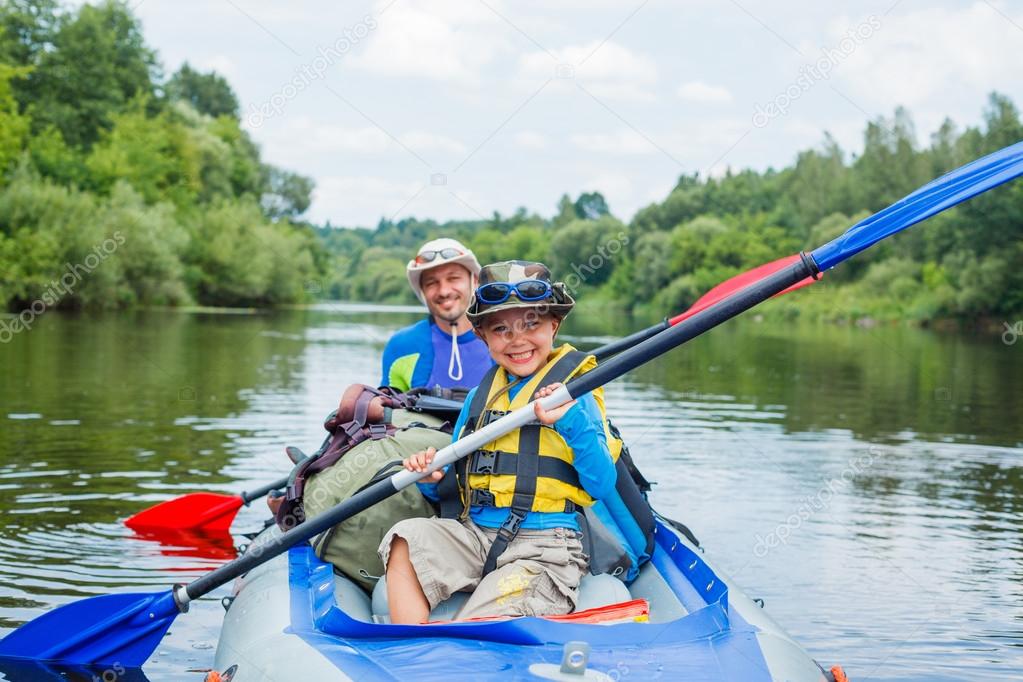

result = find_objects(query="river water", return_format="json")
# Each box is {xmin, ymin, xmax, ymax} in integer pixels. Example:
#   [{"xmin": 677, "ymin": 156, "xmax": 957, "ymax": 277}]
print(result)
[{"xmin": 0, "ymin": 305, "xmax": 1021, "ymax": 681}]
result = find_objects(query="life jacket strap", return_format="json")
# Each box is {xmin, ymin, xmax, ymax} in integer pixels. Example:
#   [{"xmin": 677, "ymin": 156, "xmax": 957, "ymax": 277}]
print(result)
[
  {"xmin": 480, "ymin": 423, "xmax": 541, "ymax": 576},
  {"xmin": 468, "ymin": 449, "xmax": 581, "ymax": 489},
  {"xmin": 468, "ymin": 487, "xmax": 578, "ymax": 513}
]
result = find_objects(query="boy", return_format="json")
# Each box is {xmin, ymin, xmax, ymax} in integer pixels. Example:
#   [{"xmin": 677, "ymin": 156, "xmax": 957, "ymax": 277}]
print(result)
[{"xmin": 379, "ymin": 261, "xmax": 617, "ymax": 623}]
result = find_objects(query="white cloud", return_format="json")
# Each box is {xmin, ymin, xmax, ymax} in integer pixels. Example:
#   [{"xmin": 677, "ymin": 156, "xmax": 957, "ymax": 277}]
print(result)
[
  {"xmin": 569, "ymin": 118, "xmax": 755, "ymax": 167},
  {"xmin": 311, "ymin": 125, "xmax": 392, "ymax": 154},
  {"xmin": 129, "ymin": 0, "xmax": 1023, "ymax": 229},
  {"xmin": 580, "ymin": 171, "xmax": 633, "ymax": 211},
  {"xmin": 399, "ymin": 131, "xmax": 467, "ymax": 155},
  {"xmin": 831, "ymin": 4, "xmax": 1023, "ymax": 117},
  {"xmin": 518, "ymin": 41, "xmax": 658, "ymax": 100},
  {"xmin": 309, "ymin": 176, "xmax": 495, "ymax": 226},
  {"xmin": 262, "ymin": 119, "xmax": 465, "ymax": 157},
  {"xmin": 195, "ymin": 54, "xmax": 239, "ymax": 81},
  {"xmin": 570, "ymin": 129, "xmax": 657, "ymax": 155},
  {"xmin": 310, "ymin": 176, "xmax": 423, "ymax": 227},
  {"xmin": 677, "ymin": 81, "xmax": 733, "ymax": 103},
  {"xmin": 513, "ymin": 131, "xmax": 548, "ymax": 150},
  {"xmin": 348, "ymin": 0, "xmax": 508, "ymax": 82}
]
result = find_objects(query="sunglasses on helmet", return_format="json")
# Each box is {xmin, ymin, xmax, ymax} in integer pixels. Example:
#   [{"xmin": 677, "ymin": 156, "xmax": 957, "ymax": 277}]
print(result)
[{"xmin": 475, "ymin": 279, "xmax": 553, "ymax": 305}]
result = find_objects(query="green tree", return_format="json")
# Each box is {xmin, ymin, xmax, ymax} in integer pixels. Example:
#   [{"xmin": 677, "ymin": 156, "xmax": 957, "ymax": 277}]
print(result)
[
  {"xmin": 573, "ymin": 191, "xmax": 609, "ymax": 220},
  {"xmin": 98, "ymin": 182, "xmax": 190, "ymax": 305},
  {"xmin": 262, "ymin": 166, "xmax": 314, "ymax": 218},
  {"xmin": 981, "ymin": 92, "xmax": 1023, "ymax": 153},
  {"xmin": 207, "ymin": 115, "xmax": 265, "ymax": 199},
  {"xmin": 86, "ymin": 99, "xmax": 201, "ymax": 205},
  {"xmin": 0, "ymin": 63, "xmax": 30, "ymax": 172},
  {"xmin": 0, "ymin": 0, "xmax": 58, "ymax": 68},
  {"xmin": 165, "ymin": 62, "xmax": 239, "ymax": 118},
  {"xmin": 548, "ymin": 216, "xmax": 626, "ymax": 288},
  {"xmin": 26, "ymin": 125, "xmax": 87, "ymax": 186},
  {"xmin": 552, "ymin": 193, "xmax": 575, "ymax": 227},
  {"xmin": 29, "ymin": 1, "xmax": 158, "ymax": 148},
  {"xmin": 775, "ymin": 135, "xmax": 850, "ymax": 237}
]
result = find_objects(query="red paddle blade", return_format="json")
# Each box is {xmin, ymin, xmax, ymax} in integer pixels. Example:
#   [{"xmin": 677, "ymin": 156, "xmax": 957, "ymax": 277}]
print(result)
[
  {"xmin": 669, "ymin": 254, "xmax": 820, "ymax": 326},
  {"xmin": 130, "ymin": 526, "xmax": 239, "ymax": 562},
  {"xmin": 124, "ymin": 492, "xmax": 244, "ymax": 532}
]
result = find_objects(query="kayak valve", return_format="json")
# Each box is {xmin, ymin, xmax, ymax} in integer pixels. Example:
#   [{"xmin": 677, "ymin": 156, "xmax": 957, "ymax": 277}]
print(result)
[
  {"xmin": 561, "ymin": 641, "xmax": 590, "ymax": 675},
  {"xmin": 528, "ymin": 641, "xmax": 614, "ymax": 681}
]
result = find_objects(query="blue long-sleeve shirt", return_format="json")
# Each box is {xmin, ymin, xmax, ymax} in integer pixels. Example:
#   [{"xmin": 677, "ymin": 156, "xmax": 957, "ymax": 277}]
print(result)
[{"xmin": 418, "ymin": 376, "xmax": 616, "ymax": 531}]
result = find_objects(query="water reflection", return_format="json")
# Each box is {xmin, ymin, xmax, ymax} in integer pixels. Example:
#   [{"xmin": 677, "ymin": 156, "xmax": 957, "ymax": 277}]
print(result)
[{"xmin": 0, "ymin": 307, "xmax": 1020, "ymax": 680}]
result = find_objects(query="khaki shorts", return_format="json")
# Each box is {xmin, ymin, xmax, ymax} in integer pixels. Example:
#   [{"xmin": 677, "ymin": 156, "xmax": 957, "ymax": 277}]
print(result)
[{"xmin": 379, "ymin": 517, "xmax": 587, "ymax": 620}]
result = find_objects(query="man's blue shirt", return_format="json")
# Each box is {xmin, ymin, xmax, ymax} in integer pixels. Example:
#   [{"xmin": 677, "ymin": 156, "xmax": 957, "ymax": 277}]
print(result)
[{"xmin": 380, "ymin": 318, "xmax": 492, "ymax": 391}]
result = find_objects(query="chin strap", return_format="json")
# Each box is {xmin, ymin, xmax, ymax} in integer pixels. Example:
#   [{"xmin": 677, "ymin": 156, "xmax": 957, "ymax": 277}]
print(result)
[{"xmin": 448, "ymin": 322, "xmax": 463, "ymax": 381}]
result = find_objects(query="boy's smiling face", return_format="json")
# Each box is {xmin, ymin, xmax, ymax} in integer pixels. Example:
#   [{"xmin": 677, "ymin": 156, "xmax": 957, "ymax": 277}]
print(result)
[{"xmin": 478, "ymin": 308, "xmax": 559, "ymax": 377}]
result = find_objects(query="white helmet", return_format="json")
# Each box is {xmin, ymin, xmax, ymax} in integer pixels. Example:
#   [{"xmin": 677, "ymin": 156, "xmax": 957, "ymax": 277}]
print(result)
[{"xmin": 406, "ymin": 238, "xmax": 482, "ymax": 304}]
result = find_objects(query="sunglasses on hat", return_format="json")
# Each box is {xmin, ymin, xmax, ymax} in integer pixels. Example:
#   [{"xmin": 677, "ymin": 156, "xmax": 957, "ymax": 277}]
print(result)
[
  {"xmin": 476, "ymin": 280, "xmax": 553, "ymax": 305},
  {"xmin": 414, "ymin": 247, "xmax": 464, "ymax": 265}
]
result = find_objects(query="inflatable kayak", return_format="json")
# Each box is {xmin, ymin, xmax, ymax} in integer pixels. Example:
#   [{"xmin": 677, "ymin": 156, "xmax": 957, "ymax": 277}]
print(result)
[{"xmin": 211, "ymin": 519, "xmax": 843, "ymax": 681}]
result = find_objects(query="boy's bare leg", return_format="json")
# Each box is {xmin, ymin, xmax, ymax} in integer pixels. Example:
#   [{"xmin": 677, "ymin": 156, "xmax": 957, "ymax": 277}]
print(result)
[{"xmin": 386, "ymin": 536, "xmax": 431, "ymax": 624}]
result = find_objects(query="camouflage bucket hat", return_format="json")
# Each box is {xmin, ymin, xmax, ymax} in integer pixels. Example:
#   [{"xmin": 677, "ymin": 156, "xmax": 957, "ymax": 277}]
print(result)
[{"xmin": 466, "ymin": 260, "xmax": 575, "ymax": 326}]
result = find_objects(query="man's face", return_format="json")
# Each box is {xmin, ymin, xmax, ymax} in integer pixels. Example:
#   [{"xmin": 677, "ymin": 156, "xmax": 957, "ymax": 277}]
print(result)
[{"xmin": 420, "ymin": 263, "xmax": 474, "ymax": 323}]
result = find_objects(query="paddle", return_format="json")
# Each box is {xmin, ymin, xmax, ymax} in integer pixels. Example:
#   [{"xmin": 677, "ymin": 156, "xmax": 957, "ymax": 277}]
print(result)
[
  {"xmin": 4, "ymin": 141, "xmax": 1017, "ymax": 669},
  {"xmin": 125, "ymin": 275, "xmax": 790, "ymax": 535},
  {"xmin": 593, "ymin": 254, "xmax": 820, "ymax": 360},
  {"xmin": 126, "ymin": 258, "xmax": 820, "ymax": 533},
  {"xmin": 123, "ymin": 436, "xmax": 331, "ymax": 532}
]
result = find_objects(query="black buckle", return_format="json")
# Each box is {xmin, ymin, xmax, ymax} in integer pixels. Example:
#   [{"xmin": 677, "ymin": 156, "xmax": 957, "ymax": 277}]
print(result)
[
  {"xmin": 368, "ymin": 424, "xmax": 389, "ymax": 440},
  {"xmin": 483, "ymin": 410, "xmax": 508, "ymax": 426},
  {"xmin": 471, "ymin": 450, "xmax": 497, "ymax": 475},
  {"xmin": 470, "ymin": 489, "xmax": 496, "ymax": 507},
  {"xmin": 497, "ymin": 508, "xmax": 527, "ymax": 541}
]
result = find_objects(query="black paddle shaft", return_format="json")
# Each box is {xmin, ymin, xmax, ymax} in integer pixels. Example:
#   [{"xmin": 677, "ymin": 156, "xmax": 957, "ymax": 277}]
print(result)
[
  {"xmin": 238, "ymin": 475, "xmax": 290, "ymax": 505},
  {"xmin": 182, "ymin": 253, "xmax": 818, "ymax": 604},
  {"xmin": 238, "ymin": 432, "xmax": 334, "ymax": 504},
  {"xmin": 592, "ymin": 320, "xmax": 670, "ymax": 362},
  {"xmin": 185, "ymin": 477, "xmax": 397, "ymax": 601}
]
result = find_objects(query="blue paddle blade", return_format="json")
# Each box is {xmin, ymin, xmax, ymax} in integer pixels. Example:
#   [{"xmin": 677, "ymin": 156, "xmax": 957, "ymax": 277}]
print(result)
[
  {"xmin": 0, "ymin": 591, "xmax": 179, "ymax": 667},
  {"xmin": 0, "ymin": 657, "xmax": 152, "ymax": 682},
  {"xmin": 812, "ymin": 140, "xmax": 1023, "ymax": 271}
]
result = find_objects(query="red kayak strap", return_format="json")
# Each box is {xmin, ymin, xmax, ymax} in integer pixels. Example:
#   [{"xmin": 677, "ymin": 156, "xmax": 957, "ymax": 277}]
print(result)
[{"xmin": 426, "ymin": 598, "xmax": 650, "ymax": 626}]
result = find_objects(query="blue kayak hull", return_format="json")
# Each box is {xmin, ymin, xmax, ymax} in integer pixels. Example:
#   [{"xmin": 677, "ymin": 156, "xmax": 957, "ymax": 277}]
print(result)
[{"xmin": 214, "ymin": 521, "xmax": 831, "ymax": 680}]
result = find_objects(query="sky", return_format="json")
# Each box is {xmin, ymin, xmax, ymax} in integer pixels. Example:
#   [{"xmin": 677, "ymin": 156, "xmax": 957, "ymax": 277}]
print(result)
[{"xmin": 127, "ymin": 0, "xmax": 1023, "ymax": 228}]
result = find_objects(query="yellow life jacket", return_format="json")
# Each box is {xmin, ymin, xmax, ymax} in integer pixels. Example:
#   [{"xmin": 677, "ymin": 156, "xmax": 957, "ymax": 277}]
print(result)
[{"xmin": 457, "ymin": 344, "xmax": 621, "ymax": 513}]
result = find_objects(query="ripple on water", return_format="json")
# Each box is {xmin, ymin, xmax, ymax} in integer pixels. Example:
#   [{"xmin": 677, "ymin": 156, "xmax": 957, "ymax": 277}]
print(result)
[{"xmin": 2, "ymin": 312, "xmax": 1021, "ymax": 681}]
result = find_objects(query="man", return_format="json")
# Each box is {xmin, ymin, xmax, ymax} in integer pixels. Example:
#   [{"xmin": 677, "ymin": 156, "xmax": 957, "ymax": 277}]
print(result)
[{"xmin": 381, "ymin": 238, "xmax": 493, "ymax": 392}]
